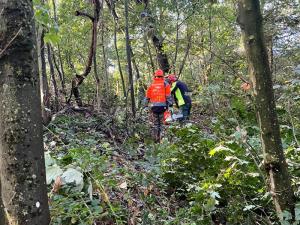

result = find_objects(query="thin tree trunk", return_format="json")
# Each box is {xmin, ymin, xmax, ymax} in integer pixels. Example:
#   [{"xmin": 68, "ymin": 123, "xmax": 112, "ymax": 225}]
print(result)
[
  {"xmin": 173, "ymin": 3, "xmax": 180, "ymax": 72},
  {"xmin": 47, "ymin": 43, "xmax": 59, "ymax": 111},
  {"xmin": 58, "ymin": 46, "xmax": 66, "ymax": 92},
  {"xmin": 40, "ymin": 30, "xmax": 50, "ymax": 105},
  {"xmin": 114, "ymin": 20, "xmax": 127, "ymax": 97},
  {"xmin": 125, "ymin": 0, "xmax": 136, "ymax": 117},
  {"xmin": 0, "ymin": 0, "xmax": 50, "ymax": 224},
  {"xmin": 130, "ymin": 47, "xmax": 145, "ymax": 108},
  {"xmin": 178, "ymin": 33, "xmax": 192, "ymax": 77},
  {"xmin": 237, "ymin": 0, "xmax": 295, "ymax": 219},
  {"xmin": 52, "ymin": 46, "xmax": 66, "ymax": 98},
  {"xmin": 145, "ymin": 37, "xmax": 155, "ymax": 73},
  {"xmin": 51, "ymin": 0, "xmax": 66, "ymax": 99},
  {"xmin": 93, "ymin": 48, "xmax": 101, "ymax": 110},
  {"xmin": 40, "ymin": 29, "xmax": 52, "ymax": 125},
  {"xmin": 101, "ymin": 25, "xmax": 109, "ymax": 91}
]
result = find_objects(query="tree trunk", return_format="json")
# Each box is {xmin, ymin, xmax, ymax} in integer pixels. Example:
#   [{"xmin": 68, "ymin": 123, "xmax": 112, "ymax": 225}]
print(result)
[
  {"xmin": 47, "ymin": 43, "xmax": 59, "ymax": 111},
  {"xmin": 125, "ymin": 0, "xmax": 136, "ymax": 117},
  {"xmin": 130, "ymin": 47, "xmax": 145, "ymax": 108},
  {"xmin": 51, "ymin": 0, "xmax": 66, "ymax": 99},
  {"xmin": 114, "ymin": 20, "xmax": 127, "ymax": 98},
  {"xmin": 145, "ymin": 37, "xmax": 155, "ymax": 74},
  {"xmin": 52, "ymin": 46, "xmax": 67, "ymax": 99},
  {"xmin": 0, "ymin": 0, "xmax": 50, "ymax": 224},
  {"xmin": 40, "ymin": 30, "xmax": 50, "ymax": 107},
  {"xmin": 178, "ymin": 33, "xmax": 192, "ymax": 77},
  {"xmin": 237, "ymin": 0, "xmax": 295, "ymax": 219},
  {"xmin": 93, "ymin": 46, "xmax": 102, "ymax": 110},
  {"xmin": 40, "ymin": 29, "xmax": 52, "ymax": 124}
]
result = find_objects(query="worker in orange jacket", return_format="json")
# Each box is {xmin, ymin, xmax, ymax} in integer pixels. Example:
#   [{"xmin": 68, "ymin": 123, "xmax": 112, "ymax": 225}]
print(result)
[{"xmin": 144, "ymin": 69, "xmax": 173, "ymax": 141}]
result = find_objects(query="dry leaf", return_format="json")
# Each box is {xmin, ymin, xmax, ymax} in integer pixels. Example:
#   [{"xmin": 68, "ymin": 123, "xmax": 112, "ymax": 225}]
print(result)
[
  {"xmin": 241, "ymin": 82, "xmax": 251, "ymax": 91},
  {"xmin": 119, "ymin": 181, "xmax": 128, "ymax": 189},
  {"xmin": 51, "ymin": 176, "xmax": 62, "ymax": 193}
]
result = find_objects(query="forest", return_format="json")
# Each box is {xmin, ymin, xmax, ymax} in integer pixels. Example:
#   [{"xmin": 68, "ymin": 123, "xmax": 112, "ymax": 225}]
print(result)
[{"xmin": 0, "ymin": 0, "xmax": 300, "ymax": 224}]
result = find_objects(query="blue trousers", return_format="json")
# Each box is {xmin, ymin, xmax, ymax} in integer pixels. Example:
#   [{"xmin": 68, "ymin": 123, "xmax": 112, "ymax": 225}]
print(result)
[{"xmin": 180, "ymin": 103, "xmax": 191, "ymax": 120}]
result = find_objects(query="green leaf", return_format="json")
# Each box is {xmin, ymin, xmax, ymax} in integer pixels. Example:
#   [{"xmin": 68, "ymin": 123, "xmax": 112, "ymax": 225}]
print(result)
[
  {"xmin": 44, "ymin": 32, "xmax": 60, "ymax": 44},
  {"xmin": 209, "ymin": 145, "xmax": 233, "ymax": 156},
  {"xmin": 243, "ymin": 205, "xmax": 256, "ymax": 211}
]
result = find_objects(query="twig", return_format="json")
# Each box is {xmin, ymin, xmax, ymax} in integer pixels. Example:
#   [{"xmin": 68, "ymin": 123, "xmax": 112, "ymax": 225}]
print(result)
[
  {"xmin": 43, "ymin": 125, "xmax": 68, "ymax": 146},
  {"xmin": 0, "ymin": 27, "xmax": 22, "ymax": 58},
  {"xmin": 287, "ymin": 100, "xmax": 300, "ymax": 147}
]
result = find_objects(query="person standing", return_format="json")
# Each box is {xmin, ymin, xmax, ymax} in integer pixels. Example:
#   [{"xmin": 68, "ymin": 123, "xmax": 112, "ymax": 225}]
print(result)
[
  {"xmin": 144, "ymin": 69, "xmax": 172, "ymax": 142},
  {"xmin": 166, "ymin": 74, "xmax": 192, "ymax": 121}
]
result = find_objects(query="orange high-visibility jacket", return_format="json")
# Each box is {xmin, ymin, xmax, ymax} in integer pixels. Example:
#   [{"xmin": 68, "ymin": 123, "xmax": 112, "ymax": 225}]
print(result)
[{"xmin": 146, "ymin": 77, "xmax": 171, "ymax": 107}]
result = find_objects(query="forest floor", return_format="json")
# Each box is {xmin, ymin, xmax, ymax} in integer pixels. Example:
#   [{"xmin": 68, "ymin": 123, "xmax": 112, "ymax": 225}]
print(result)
[{"xmin": 44, "ymin": 107, "xmax": 212, "ymax": 225}]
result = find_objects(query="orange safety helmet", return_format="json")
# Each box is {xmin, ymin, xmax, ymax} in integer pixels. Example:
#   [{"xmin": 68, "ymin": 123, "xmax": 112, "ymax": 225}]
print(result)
[
  {"xmin": 154, "ymin": 69, "xmax": 164, "ymax": 77},
  {"xmin": 167, "ymin": 74, "xmax": 177, "ymax": 83}
]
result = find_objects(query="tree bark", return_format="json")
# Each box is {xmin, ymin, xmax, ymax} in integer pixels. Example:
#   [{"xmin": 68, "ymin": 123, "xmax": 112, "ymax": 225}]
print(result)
[
  {"xmin": 47, "ymin": 44, "xmax": 59, "ymax": 111},
  {"xmin": 114, "ymin": 20, "xmax": 127, "ymax": 98},
  {"xmin": 93, "ymin": 43, "xmax": 102, "ymax": 110},
  {"xmin": 51, "ymin": 0, "xmax": 66, "ymax": 99},
  {"xmin": 0, "ymin": 0, "xmax": 50, "ymax": 224},
  {"xmin": 130, "ymin": 47, "xmax": 145, "ymax": 108},
  {"xmin": 40, "ymin": 30, "xmax": 50, "ymax": 108},
  {"xmin": 52, "ymin": 46, "xmax": 66, "ymax": 98},
  {"xmin": 40, "ymin": 29, "xmax": 52, "ymax": 124},
  {"xmin": 145, "ymin": 37, "xmax": 155, "ymax": 74},
  {"xmin": 178, "ymin": 33, "xmax": 192, "ymax": 77},
  {"xmin": 237, "ymin": 0, "xmax": 295, "ymax": 219},
  {"xmin": 125, "ymin": 0, "xmax": 136, "ymax": 117}
]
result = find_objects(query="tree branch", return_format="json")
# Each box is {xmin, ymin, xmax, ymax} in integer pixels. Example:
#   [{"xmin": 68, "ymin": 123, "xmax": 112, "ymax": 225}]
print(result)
[{"xmin": 75, "ymin": 10, "xmax": 94, "ymax": 21}]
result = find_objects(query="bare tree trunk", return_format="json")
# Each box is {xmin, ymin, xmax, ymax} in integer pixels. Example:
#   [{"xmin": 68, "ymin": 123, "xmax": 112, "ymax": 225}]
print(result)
[
  {"xmin": 145, "ymin": 37, "xmax": 155, "ymax": 73},
  {"xmin": 125, "ymin": 0, "xmax": 136, "ymax": 117},
  {"xmin": 0, "ymin": 0, "xmax": 50, "ymax": 224},
  {"xmin": 114, "ymin": 20, "xmax": 127, "ymax": 97},
  {"xmin": 52, "ymin": 46, "xmax": 66, "ymax": 98},
  {"xmin": 101, "ymin": 27, "xmax": 109, "ymax": 92},
  {"xmin": 40, "ymin": 30, "xmax": 50, "ymax": 107},
  {"xmin": 40, "ymin": 29, "xmax": 52, "ymax": 124},
  {"xmin": 51, "ymin": 0, "xmax": 66, "ymax": 99},
  {"xmin": 58, "ymin": 46, "xmax": 66, "ymax": 92},
  {"xmin": 173, "ymin": 3, "xmax": 180, "ymax": 72},
  {"xmin": 93, "ymin": 48, "xmax": 101, "ymax": 110},
  {"xmin": 47, "ymin": 44, "xmax": 59, "ymax": 111},
  {"xmin": 130, "ymin": 47, "xmax": 145, "ymax": 108},
  {"xmin": 237, "ymin": 0, "xmax": 295, "ymax": 219},
  {"xmin": 178, "ymin": 33, "xmax": 192, "ymax": 77}
]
